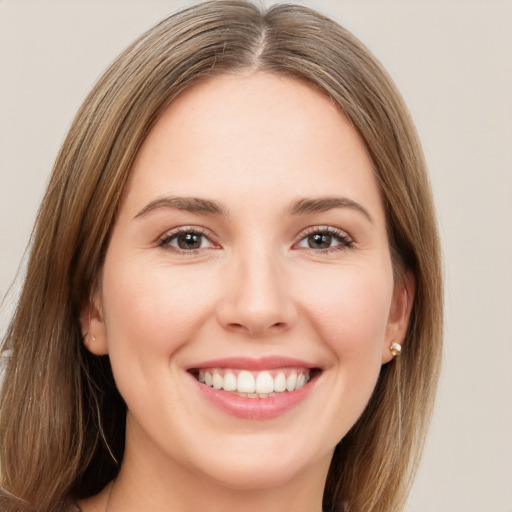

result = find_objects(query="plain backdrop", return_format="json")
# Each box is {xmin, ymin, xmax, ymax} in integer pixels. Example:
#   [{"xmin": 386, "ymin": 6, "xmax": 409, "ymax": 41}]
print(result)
[{"xmin": 1, "ymin": 1, "xmax": 511, "ymax": 511}]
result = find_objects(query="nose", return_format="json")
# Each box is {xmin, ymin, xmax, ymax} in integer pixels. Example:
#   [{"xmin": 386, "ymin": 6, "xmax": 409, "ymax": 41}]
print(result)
[{"xmin": 216, "ymin": 247, "xmax": 298, "ymax": 337}]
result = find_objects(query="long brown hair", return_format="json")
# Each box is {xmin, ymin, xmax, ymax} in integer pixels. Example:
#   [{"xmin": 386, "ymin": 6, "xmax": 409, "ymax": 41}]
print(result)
[{"xmin": 0, "ymin": 2, "xmax": 443, "ymax": 511}]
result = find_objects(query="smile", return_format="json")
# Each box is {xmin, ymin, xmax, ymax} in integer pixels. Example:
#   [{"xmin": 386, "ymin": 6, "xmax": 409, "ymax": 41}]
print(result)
[
  {"xmin": 187, "ymin": 358, "xmax": 321, "ymax": 420},
  {"xmin": 195, "ymin": 368, "xmax": 312, "ymax": 398}
]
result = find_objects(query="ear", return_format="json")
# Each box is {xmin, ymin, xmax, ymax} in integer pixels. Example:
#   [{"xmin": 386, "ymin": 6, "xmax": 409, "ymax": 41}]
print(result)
[
  {"xmin": 80, "ymin": 290, "xmax": 109, "ymax": 356},
  {"xmin": 382, "ymin": 271, "xmax": 415, "ymax": 364}
]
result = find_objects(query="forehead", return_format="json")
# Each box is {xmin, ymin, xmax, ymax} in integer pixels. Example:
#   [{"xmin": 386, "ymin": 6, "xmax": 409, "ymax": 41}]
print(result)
[{"xmin": 123, "ymin": 71, "xmax": 384, "ymax": 222}]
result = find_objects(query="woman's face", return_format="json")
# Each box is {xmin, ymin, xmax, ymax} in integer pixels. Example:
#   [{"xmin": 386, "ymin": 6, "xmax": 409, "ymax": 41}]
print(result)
[{"xmin": 86, "ymin": 72, "xmax": 411, "ymax": 491}]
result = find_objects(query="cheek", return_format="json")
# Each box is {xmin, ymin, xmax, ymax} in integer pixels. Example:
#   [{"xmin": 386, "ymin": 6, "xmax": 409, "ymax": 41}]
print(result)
[
  {"xmin": 100, "ymin": 258, "xmax": 216, "ymax": 377},
  {"xmin": 289, "ymin": 262, "xmax": 394, "ymax": 446},
  {"xmin": 297, "ymin": 263, "xmax": 393, "ymax": 356}
]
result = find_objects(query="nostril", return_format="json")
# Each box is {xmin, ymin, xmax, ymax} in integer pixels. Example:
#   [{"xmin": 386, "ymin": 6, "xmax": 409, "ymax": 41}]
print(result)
[
  {"xmin": 227, "ymin": 322, "xmax": 250, "ymax": 332},
  {"xmin": 225, "ymin": 320, "xmax": 287, "ymax": 336}
]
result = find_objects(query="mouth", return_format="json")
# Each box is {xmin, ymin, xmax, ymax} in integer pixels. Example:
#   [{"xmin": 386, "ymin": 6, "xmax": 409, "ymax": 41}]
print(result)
[
  {"xmin": 188, "ymin": 367, "xmax": 321, "ymax": 398},
  {"xmin": 186, "ymin": 356, "xmax": 323, "ymax": 419},
  {"xmin": 187, "ymin": 357, "xmax": 322, "ymax": 419}
]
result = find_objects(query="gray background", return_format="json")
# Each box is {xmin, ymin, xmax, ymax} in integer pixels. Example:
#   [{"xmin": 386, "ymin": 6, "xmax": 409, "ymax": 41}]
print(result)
[{"xmin": 1, "ymin": 1, "xmax": 511, "ymax": 510}]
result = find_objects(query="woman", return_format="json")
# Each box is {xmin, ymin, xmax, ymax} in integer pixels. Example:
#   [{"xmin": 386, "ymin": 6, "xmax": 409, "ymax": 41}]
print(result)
[{"xmin": 0, "ymin": 1, "xmax": 443, "ymax": 511}]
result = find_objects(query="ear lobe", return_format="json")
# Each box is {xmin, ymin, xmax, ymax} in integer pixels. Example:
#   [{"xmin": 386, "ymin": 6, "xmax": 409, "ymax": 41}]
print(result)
[
  {"xmin": 80, "ymin": 294, "xmax": 109, "ymax": 356},
  {"xmin": 382, "ymin": 271, "xmax": 415, "ymax": 364}
]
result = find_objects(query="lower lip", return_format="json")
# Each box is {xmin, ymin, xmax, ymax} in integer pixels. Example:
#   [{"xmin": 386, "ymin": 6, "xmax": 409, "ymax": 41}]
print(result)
[{"xmin": 191, "ymin": 375, "xmax": 316, "ymax": 420}]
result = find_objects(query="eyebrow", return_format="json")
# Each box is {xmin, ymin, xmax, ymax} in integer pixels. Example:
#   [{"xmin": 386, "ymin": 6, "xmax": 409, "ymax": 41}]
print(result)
[
  {"xmin": 289, "ymin": 196, "xmax": 373, "ymax": 223},
  {"xmin": 135, "ymin": 196, "xmax": 228, "ymax": 219},
  {"xmin": 134, "ymin": 194, "xmax": 372, "ymax": 223}
]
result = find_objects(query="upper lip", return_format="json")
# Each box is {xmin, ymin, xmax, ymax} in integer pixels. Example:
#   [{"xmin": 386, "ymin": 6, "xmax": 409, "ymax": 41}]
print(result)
[{"xmin": 186, "ymin": 356, "xmax": 320, "ymax": 371}]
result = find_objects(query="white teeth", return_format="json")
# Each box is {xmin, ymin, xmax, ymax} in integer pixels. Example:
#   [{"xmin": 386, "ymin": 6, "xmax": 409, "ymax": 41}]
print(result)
[
  {"xmin": 212, "ymin": 370, "xmax": 223, "ymax": 390},
  {"xmin": 255, "ymin": 371, "xmax": 274, "ymax": 394},
  {"xmin": 237, "ymin": 370, "xmax": 256, "ymax": 393},
  {"xmin": 196, "ymin": 368, "xmax": 313, "ymax": 396},
  {"xmin": 223, "ymin": 371, "xmax": 237, "ymax": 391},
  {"xmin": 274, "ymin": 372, "xmax": 287, "ymax": 392},
  {"xmin": 286, "ymin": 372, "xmax": 297, "ymax": 391}
]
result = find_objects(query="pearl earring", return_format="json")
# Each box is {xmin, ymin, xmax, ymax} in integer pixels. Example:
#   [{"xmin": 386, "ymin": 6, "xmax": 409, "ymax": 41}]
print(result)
[{"xmin": 389, "ymin": 342, "xmax": 402, "ymax": 357}]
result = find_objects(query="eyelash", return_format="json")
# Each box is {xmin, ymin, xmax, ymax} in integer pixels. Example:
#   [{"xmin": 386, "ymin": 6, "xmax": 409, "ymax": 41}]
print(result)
[
  {"xmin": 158, "ymin": 226, "xmax": 354, "ymax": 254},
  {"xmin": 295, "ymin": 226, "xmax": 354, "ymax": 253},
  {"xmin": 158, "ymin": 227, "xmax": 218, "ymax": 254}
]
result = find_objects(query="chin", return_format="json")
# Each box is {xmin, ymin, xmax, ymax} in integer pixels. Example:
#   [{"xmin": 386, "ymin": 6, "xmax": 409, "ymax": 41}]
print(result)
[
  {"xmin": 182, "ymin": 433, "xmax": 333, "ymax": 493},
  {"xmin": 196, "ymin": 455, "xmax": 312, "ymax": 491}
]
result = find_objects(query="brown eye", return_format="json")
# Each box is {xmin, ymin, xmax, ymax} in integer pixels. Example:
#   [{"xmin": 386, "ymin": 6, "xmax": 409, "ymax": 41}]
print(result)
[
  {"xmin": 176, "ymin": 232, "xmax": 202, "ymax": 250},
  {"xmin": 308, "ymin": 233, "xmax": 332, "ymax": 249},
  {"xmin": 160, "ymin": 229, "xmax": 216, "ymax": 252},
  {"xmin": 296, "ymin": 228, "xmax": 353, "ymax": 252}
]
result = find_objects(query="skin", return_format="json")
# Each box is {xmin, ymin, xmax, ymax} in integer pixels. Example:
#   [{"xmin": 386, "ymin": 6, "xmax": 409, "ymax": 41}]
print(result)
[{"xmin": 80, "ymin": 72, "xmax": 413, "ymax": 512}]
